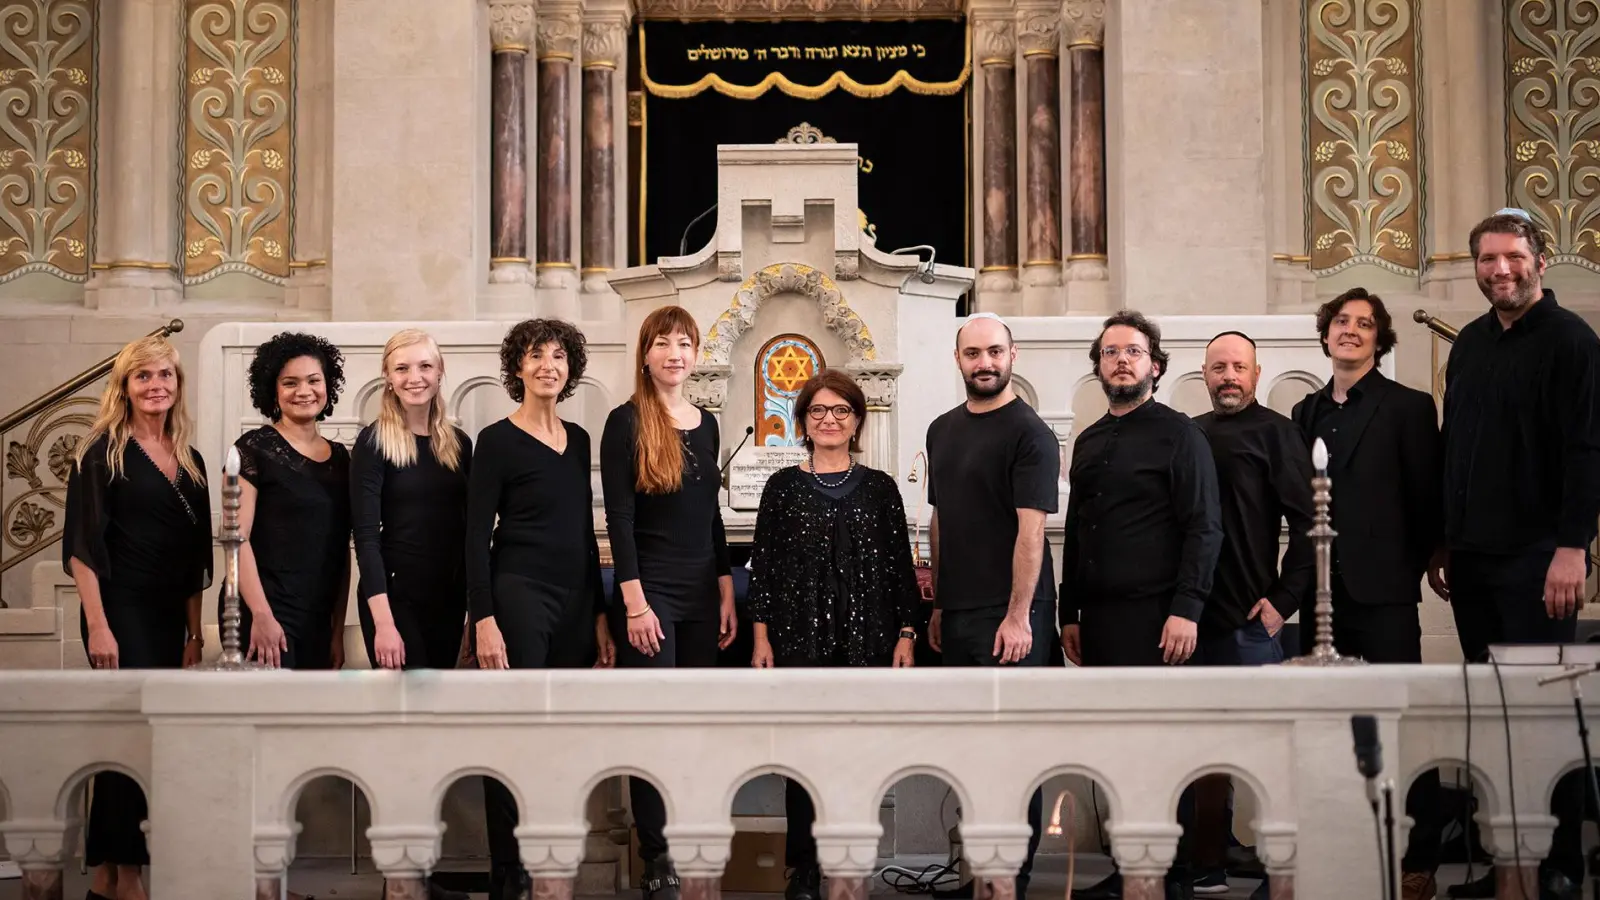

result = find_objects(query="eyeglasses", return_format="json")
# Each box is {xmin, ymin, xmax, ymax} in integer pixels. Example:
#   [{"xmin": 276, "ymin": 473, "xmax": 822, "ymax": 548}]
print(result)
[
  {"xmin": 1099, "ymin": 346, "xmax": 1148, "ymax": 361},
  {"xmin": 807, "ymin": 404, "xmax": 855, "ymax": 420}
]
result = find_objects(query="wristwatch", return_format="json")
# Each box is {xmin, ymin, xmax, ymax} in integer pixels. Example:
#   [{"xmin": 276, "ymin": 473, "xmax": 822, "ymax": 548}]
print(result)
[{"xmin": 898, "ymin": 628, "xmax": 917, "ymax": 641}]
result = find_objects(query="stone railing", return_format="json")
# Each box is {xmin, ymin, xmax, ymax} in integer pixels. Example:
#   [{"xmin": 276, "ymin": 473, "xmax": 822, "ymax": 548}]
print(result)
[{"xmin": 0, "ymin": 663, "xmax": 1589, "ymax": 899}]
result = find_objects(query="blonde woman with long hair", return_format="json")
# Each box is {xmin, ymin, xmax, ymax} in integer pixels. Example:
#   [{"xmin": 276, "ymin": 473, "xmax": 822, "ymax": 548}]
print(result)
[
  {"xmin": 351, "ymin": 329, "xmax": 472, "ymax": 673},
  {"xmin": 64, "ymin": 335, "xmax": 213, "ymax": 900},
  {"xmin": 598, "ymin": 305, "xmax": 735, "ymax": 900}
]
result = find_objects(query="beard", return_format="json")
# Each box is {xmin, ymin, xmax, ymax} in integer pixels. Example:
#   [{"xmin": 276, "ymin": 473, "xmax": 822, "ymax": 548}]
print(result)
[
  {"xmin": 1479, "ymin": 270, "xmax": 1540, "ymax": 313},
  {"xmin": 964, "ymin": 366, "xmax": 1012, "ymax": 399},
  {"xmin": 1100, "ymin": 370, "xmax": 1153, "ymax": 406},
  {"xmin": 1210, "ymin": 385, "xmax": 1249, "ymax": 414}
]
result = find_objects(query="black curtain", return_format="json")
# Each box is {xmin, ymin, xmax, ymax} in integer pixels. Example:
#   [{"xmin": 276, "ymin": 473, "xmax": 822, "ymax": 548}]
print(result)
[{"xmin": 633, "ymin": 19, "xmax": 969, "ymax": 270}]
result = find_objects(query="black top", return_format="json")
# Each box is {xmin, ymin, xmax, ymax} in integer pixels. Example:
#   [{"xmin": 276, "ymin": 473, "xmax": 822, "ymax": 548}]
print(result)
[
  {"xmin": 1291, "ymin": 368, "xmax": 1442, "ymax": 606},
  {"xmin": 599, "ymin": 401, "xmax": 731, "ymax": 621},
  {"xmin": 350, "ymin": 424, "xmax": 473, "ymax": 601},
  {"xmin": 925, "ymin": 397, "xmax": 1060, "ymax": 611},
  {"xmin": 237, "ymin": 425, "xmax": 351, "ymax": 640},
  {"xmin": 1060, "ymin": 399, "xmax": 1222, "ymax": 626},
  {"xmin": 465, "ymin": 418, "xmax": 604, "ymax": 623},
  {"xmin": 1442, "ymin": 289, "xmax": 1600, "ymax": 553},
  {"xmin": 1194, "ymin": 402, "xmax": 1315, "ymax": 635},
  {"xmin": 748, "ymin": 466, "xmax": 920, "ymax": 665},
  {"xmin": 63, "ymin": 434, "xmax": 213, "ymax": 600}
]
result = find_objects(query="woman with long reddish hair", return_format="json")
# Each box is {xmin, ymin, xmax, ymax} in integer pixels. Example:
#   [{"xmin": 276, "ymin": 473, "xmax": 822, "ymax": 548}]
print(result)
[{"xmin": 599, "ymin": 305, "xmax": 735, "ymax": 900}]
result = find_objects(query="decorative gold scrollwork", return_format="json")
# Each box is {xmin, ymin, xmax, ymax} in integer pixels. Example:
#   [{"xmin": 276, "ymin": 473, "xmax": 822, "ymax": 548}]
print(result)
[{"xmin": 2, "ymin": 393, "xmax": 95, "ymax": 571}]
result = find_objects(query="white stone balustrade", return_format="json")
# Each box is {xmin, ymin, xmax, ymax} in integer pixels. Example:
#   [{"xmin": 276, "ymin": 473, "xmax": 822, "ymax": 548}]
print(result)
[{"xmin": 0, "ymin": 664, "xmax": 1590, "ymax": 898}]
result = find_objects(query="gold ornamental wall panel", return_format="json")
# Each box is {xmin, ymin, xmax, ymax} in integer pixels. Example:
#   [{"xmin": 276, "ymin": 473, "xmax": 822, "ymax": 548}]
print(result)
[
  {"xmin": 1505, "ymin": 0, "xmax": 1600, "ymax": 271},
  {"xmin": 1304, "ymin": 0, "xmax": 1424, "ymax": 275},
  {"xmin": 183, "ymin": 0, "xmax": 293, "ymax": 284},
  {"xmin": 0, "ymin": 1, "xmax": 95, "ymax": 284}
]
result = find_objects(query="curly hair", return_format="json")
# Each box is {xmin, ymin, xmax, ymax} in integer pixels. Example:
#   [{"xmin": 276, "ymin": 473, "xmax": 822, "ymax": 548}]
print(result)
[
  {"xmin": 247, "ymin": 331, "xmax": 345, "ymax": 421},
  {"xmin": 1469, "ymin": 211, "xmax": 1547, "ymax": 260},
  {"xmin": 500, "ymin": 318, "xmax": 588, "ymax": 403},
  {"xmin": 1315, "ymin": 288, "xmax": 1398, "ymax": 363},
  {"xmin": 1088, "ymin": 309, "xmax": 1171, "ymax": 392}
]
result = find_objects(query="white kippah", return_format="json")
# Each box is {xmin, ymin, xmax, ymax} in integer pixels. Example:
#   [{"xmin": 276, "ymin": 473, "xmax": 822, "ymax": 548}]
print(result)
[
  {"xmin": 1496, "ymin": 207, "xmax": 1534, "ymax": 222},
  {"xmin": 964, "ymin": 311, "xmax": 1008, "ymax": 327}
]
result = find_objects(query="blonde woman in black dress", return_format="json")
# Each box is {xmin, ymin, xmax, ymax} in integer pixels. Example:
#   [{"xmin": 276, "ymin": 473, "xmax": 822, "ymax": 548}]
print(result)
[{"xmin": 65, "ymin": 335, "xmax": 213, "ymax": 900}]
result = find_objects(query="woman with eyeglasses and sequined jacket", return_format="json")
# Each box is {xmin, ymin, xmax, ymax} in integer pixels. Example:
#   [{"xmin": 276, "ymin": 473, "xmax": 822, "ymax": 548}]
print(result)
[{"xmin": 746, "ymin": 367, "xmax": 920, "ymax": 900}]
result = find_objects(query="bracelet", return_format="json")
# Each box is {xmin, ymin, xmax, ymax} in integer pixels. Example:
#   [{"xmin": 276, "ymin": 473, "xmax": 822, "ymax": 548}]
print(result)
[
  {"xmin": 899, "ymin": 628, "xmax": 916, "ymax": 640},
  {"xmin": 627, "ymin": 605, "xmax": 652, "ymax": 619},
  {"xmin": 187, "ymin": 635, "xmax": 203, "ymax": 645}
]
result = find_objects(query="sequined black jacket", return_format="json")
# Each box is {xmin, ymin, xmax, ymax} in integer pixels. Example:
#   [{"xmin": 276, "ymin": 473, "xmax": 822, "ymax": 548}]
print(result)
[{"xmin": 747, "ymin": 465, "xmax": 921, "ymax": 665}]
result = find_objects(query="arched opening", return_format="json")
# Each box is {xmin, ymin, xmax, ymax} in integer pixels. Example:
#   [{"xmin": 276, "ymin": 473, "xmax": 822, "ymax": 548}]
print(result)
[
  {"xmin": 873, "ymin": 771, "xmax": 965, "ymax": 895},
  {"xmin": 579, "ymin": 769, "xmax": 674, "ymax": 897},
  {"xmin": 723, "ymin": 767, "xmax": 821, "ymax": 896},
  {"xmin": 57, "ymin": 764, "xmax": 153, "ymax": 900},
  {"xmin": 1166, "ymin": 373, "xmax": 1212, "ymax": 419},
  {"xmin": 426, "ymin": 770, "xmax": 519, "ymax": 898},
  {"xmin": 281, "ymin": 772, "xmax": 380, "ymax": 898},
  {"xmin": 1404, "ymin": 760, "xmax": 1496, "ymax": 897},
  {"xmin": 1265, "ymin": 372, "xmax": 1322, "ymax": 418},
  {"xmin": 1026, "ymin": 769, "xmax": 1121, "ymax": 896},
  {"xmin": 1541, "ymin": 763, "xmax": 1596, "ymax": 895},
  {"xmin": 1171, "ymin": 768, "xmax": 1269, "ymax": 897}
]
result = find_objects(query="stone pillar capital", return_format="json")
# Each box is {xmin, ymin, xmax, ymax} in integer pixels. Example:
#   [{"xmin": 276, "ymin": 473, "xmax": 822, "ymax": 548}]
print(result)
[
  {"xmin": 1252, "ymin": 822, "xmax": 1297, "ymax": 876},
  {"xmin": 0, "ymin": 819, "xmax": 72, "ymax": 870},
  {"xmin": 490, "ymin": 0, "xmax": 536, "ymax": 51},
  {"xmin": 813, "ymin": 825, "xmax": 882, "ymax": 878},
  {"xmin": 537, "ymin": 9, "xmax": 582, "ymax": 60},
  {"xmin": 1015, "ymin": 4, "xmax": 1061, "ymax": 58},
  {"xmin": 846, "ymin": 364, "xmax": 903, "ymax": 409},
  {"xmin": 253, "ymin": 824, "xmax": 299, "ymax": 875},
  {"xmin": 972, "ymin": 14, "xmax": 1016, "ymax": 65},
  {"xmin": 1107, "ymin": 823, "xmax": 1183, "ymax": 878},
  {"xmin": 686, "ymin": 366, "xmax": 732, "ymax": 411},
  {"xmin": 1483, "ymin": 813, "xmax": 1557, "ymax": 863},
  {"xmin": 516, "ymin": 824, "xmax": 588, "ymax": 877},
  {"xmin": 663, "ymin": 825, "xmax": 736, "ymax": 878},
  {"xmin": 582, "ymin": 15, "xmax": 629, "ymax": 67},
  {"xmin": 1062, "ymin": 0, "xmax": 1105, "ymax": 48},
  {"xmin": 367, "ymin": 826, "xmax": 442, "ymax": 879},
  {"xmin": 959, "ymin": 823, "xmax": 1034, "ymax": 878}
]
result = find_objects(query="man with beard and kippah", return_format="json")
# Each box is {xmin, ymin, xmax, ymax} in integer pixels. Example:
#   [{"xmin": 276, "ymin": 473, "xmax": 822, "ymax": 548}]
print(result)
[
  {"xmin": 1062, "ymin": 310, "xmax": 1221, "ymax": 900},
  {"xmin": 1437, "ymin": 209, "xmax": 1600, "ymax": 900},
  {"xmin": 924, "ymin": 312, "xmax": 1058, "ymax": 899}
]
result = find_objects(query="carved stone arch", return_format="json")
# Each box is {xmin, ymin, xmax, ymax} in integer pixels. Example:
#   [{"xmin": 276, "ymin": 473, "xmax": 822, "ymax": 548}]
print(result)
[
  {"xmin": 1010, "ymin": 373, "xmax": 1038, "ymax": 408},
  {"xmin": 449, "ymin": 375, "xmax": 505, "ymax": 413},
  {"xmin": 700, "ymin": 263, "xmax": 877, "ymax": 367}
]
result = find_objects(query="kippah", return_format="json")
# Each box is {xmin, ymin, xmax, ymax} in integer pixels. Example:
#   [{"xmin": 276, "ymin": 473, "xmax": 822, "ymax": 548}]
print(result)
[{"xmin": 1496, "ymin": 207, "xmax": 1535, "ymax": 222}]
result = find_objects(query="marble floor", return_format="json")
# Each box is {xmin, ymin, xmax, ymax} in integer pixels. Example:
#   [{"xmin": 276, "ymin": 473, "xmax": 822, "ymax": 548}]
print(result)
[{"xmin": 0, "ymin": 856, "xmax": 1507, "ymax": 900}]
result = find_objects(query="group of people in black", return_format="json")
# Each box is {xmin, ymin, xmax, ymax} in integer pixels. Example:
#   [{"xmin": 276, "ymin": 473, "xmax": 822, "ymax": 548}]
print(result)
[{"xmin": 61, "ymin": 210, "xmax": 1598, "ymax": 900}]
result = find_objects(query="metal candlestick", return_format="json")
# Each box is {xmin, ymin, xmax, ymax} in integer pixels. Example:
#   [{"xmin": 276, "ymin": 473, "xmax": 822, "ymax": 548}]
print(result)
[
  {"xmin": 1285, "ymin": 438, "xmax": 1365, "ymax": 667},
  {"xmin": 197, "ymin": 445, "xmax": 266, "ymax": 670}
]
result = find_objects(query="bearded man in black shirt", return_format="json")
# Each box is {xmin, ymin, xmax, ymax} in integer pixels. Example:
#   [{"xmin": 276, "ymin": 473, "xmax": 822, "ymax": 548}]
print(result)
[
  {"xmin": 1437, "ymin": 209, "xmax": 1600, "ymax": 900},
  {"xmin": 925, "ymin": 312, "xmax": 1059, "ymax": 898}
]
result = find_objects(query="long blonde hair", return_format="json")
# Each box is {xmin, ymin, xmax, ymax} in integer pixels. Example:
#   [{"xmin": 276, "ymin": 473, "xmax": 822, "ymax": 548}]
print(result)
[
  {"xmin": 632, "ymin": 306, "xmax": 701, "ymax": 495},
  {"xmin": 76, "ymin": 336, "xmax": 204, "ymax": 484},
  {"xmin": 372, "ymin": 329, "xmax": 463, "ymax": 471}
]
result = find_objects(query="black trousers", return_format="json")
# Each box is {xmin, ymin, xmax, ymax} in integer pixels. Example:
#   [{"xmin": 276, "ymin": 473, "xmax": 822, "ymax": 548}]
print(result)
[
  {"xmin": 939, "ymin": 602, "xmax": 1048, "ymax": 885},
  {"xmin": 1449, "ymin": 549, "xmax": 1586, "ymax": 881},
  {"xmin": 81, "ymin": 590, "xmax": 187, "ymax": 867},
  {"xmin": 357, "ymin": 569, "xmax": 465, "ymax": 670},
  {"xmin": 610, "ymin": 605, "xmax": 721, "ymax": 863},
  {"xmin": 484, "ymin": 574, "xmax": 600, "ymax": 873},
  {"xmin": 233, "ymin": 600, "xmax": 335, "ymax": 670}
]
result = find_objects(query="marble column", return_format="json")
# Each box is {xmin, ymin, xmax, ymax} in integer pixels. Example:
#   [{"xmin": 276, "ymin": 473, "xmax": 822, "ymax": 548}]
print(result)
[
  {"xmin": 667, "ymin": 827, "xmax": 734, "ymax": 900},
  {"xmin": 1, "ymin": 822, "xmax": 70, "ymax": 900},
  {"xmin": 536, "ymin": 11, "xmax": 580, "ymax": 292},
  {"xmin": 1064, "ymin": 0, "xmax": 1106, "ymax": 283},
  {"xmin": 369, "ymin": 829, "xmax": 441, "ymax": 900},
  {"xmin": 85, "ymin": 0, "xmax": 182, "ymax": 309},
  {"xmin": 581, "ymin": 16, "xmax": 626, "ymax": 296},
  {"xmin": 253, "ymin": 825, "xmax": 296, "ymax": 900},
  {"xmin": 519, "ymin": 824, "xmax": 586, "ymax": 900},
  {"xmin": 287, "ymin": 0, "xmax": 333, "ymax": 311},
  {"xmin": 1109, "ymin": 825, "xmax": 1182, "ymax": 900},
  {"xmin": 489, "ymin": 1, "xmax": 534, "ymax": 284},
  {"xmin": 1255, "ymin": 825, "xmax": 1297, "ymax": 900},
  {"xmin": 849, "ymin": 365, "xmax": 902, "ymax": 476},
  {"xmin": 814, "ymin": 825, "xmax": 880, "ymax": 900},
  {"xmin": 973, "ymin": 15, "xmax": 1018, "ymax": 297},
  {"xmin": 1017, "ymin": 3, "xmax": 1062, "ymax": 290}
]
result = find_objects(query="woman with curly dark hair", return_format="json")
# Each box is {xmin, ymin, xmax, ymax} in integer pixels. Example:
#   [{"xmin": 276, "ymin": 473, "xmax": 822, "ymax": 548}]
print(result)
[
  {"xmin": 467, "ymin": 318, "xmax": 613, "ymax": 900},
  {"xmin": 229, "ymin": 330, "xmax": 352, "ymax": 671}
]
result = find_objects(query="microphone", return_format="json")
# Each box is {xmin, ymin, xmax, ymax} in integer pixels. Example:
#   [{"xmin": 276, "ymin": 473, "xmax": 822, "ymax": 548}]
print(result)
[
  {"xmin": 720, "ymin": 425, "xmax": 755, "ymax": 489},
  {"xmin": 887, "ymin": 244, "xmax": 938, "ymax": 283},
  {"xmin": 679, "ymin": 203, "xmax": 718, "ymax": 257},
  {"xmin": 1352, "ymin": 714, "xmax": 1397, "ymax": 900},
  {"xmin": 1351, "ymin": 714, "xmax": 1383, "ymax": 785}
]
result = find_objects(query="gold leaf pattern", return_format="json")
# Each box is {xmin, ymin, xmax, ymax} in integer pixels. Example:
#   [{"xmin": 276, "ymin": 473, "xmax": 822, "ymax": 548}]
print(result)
[
  {"xmin": 1304, "ymin": 0, "xmax": 1423, "ymax": 274},
  {"xmin": 65, "ymin": 238, "xmax": 83, "ymax": 257},
  {"xmin": 8, "ymin": 501, "xmax": 53, "ymax": 548},
  {"xmin": 0, "ymin": 1, "xmax": 96, "ymax": 282},
  {"xmin": 183, "ymin": 0, "xmax": 293, "ymax": 282},
  {"xmin": 46, "ymin": 433, "xmax": 77, "ymax": 483},
  {"xmin": 5, "ymin": 441, "xmax": 40, "ymax": 488},
  {"xmin": 2, "ymin": 394, "xmax": 95, "ymax": 569},
  {"xmin": 1507, "ymin": 0, "xmax": 1600, "ymax": 268}
]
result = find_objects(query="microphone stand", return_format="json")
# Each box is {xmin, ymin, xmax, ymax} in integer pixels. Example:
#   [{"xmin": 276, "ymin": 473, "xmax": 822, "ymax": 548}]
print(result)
[
  {"xmin": 1538, "ymin": 662, "xmax": 1600, "ymax": 899},
  {"xmin": 1382, "ymin": 780, "xmax": 1398, "ymax": 900}
]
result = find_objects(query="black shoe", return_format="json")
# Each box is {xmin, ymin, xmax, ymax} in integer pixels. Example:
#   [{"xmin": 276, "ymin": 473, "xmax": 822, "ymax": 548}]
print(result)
[
  {"xmin": 1164, "ymin": 876, "xmax": 1193, "ymax": 900},
  {"xmin": 1446, "ymin": 870, "xmax": 1495, "ymax": 899},
  {"xmin": 1542, "ymin": 869, "xmax": 1580, "ymax": 900},
  {"xmin": 786, "ymin": 865, "xmax": 822, "ymax": 900},
  {"xmin": 1071, "ymin": 871, "xmax": 1122, "ymax": 900},
  {"xmin": 490, "ymin": 865, "xmax": 531, "ymax": 900},
  {"xmin": 1016, "ymin": 873, "xmax": 1031, "ymax": 898},
  {"xmin": 932, "ymin": 880, "xmax": 975, "ymax": 899},
  {"xmin": 1247, "ymin": 879, "xmax": 1270, "ymax": 900},
  {"xmin": 642, "ymin": 857, "xmax": 682, "ymax": 900},
  {"xmin": 428, "ymin": 881, "xmax": 472, "ymax": 900}
]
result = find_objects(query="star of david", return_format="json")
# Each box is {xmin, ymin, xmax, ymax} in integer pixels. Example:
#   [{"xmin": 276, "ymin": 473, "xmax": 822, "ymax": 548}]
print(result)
[{"xmin": 767, "ymin": 345, "xmax": 813, "ymax": 392}]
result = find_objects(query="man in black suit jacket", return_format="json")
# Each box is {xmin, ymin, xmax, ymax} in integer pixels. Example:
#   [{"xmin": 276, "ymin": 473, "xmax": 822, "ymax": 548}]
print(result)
[
  {"xmin": 1291, "ymin": 288, "xmax": 1446, "ymax": 900},
  {"xmin": 1290, "ymin": 288, "xmax": 1443, "ymax": 661}
]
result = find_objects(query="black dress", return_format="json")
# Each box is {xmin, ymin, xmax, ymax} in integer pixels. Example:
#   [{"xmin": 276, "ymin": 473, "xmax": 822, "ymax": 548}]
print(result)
[
  {"xmin": 64, "ymin": 433, "xmax": 213, "ymax": 867},
  {"xmin": 350, "ymin": 424, "xmax": 473, "ymax": 669},
  {"xmin": 747, "ymin": 464, "xmax": 919, "ymax": 873},
  {"xmin": 598, "ymin": 400, "xmax": 730, "ymax": 869},
  {"xmin": 229, "ymin": 425, "xmax": 351, "ymax": 670},
  {"xmin": 465, "ymin": 417, "xmax": 605, "ymax": 888}
]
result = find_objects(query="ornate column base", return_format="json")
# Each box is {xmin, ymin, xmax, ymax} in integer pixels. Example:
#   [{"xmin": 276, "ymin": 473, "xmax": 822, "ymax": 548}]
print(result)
[
  {"xmin": 492, "ymin": 259, "xmax": 532, "ymax": 284},
  {"xmin": 826, "ymin": 875, "xmax": 867, "ymax": 900},
  {"xmin": 533, "ymin": 875, "xmax": 576, "ymax": 900},
  {"xmin": 975, "ymin": 875, "xmax": 1016, "ymax": 900},
  {"xmin": 977, "ymin": 268, "xmax": 1021, "ymax": 293},
  {"xmin": 1495, "ymin": 865, "xmax": 1538, "ymax": 899},
  {"xmin": 20, "ymin": 868, "xmax": 64, "ymax": 900},
  {"xmin": 382, "ymin": 877, "xmax": 428, "ymax": 900},
  {"xmin": 816, "ymin": 824, "xmax": 883, "ymax": 900},
  {"xmin": 535, "ymin": 266, "xmax": 581, "ymax": 320},
  {"xmin": 255, "ymin": 876, "xmax": 283, "ymax": 900},
  {"xmin": 1109, "ymin": 823, "xmax": 1181, "ymax": 900},
  {"xmin": 369, "ymin": 826, "xmax": 442, "ymax": 900},
  {"xmin": 1119, "ymin": 876, "xmax": 1164, "ymax": 900},
  {"xmin": 1021, "ymin": 262, "xmax": 1063, "ymax": 288},
  {"xmin": 1266, "ymin": 874, "xmax": 1294, "ymax": 899},
  {"xmin": 1254, "ymin": 823, "xmax": 1296, "ymax": 900},
  {"xmin": 681, "ymin": 876, "xmax": 723, "ymax": 900},
  {"xmin": 1021, "ymin": 263, "xmax": 1065, "ymax": 316},
  {"xmin": 83, "ymin": 266, "xmax": 182, "ymax": 311},
  {"xmin": 1068, "ymin": 256, "xmax": 1107, "ymax": 281}
]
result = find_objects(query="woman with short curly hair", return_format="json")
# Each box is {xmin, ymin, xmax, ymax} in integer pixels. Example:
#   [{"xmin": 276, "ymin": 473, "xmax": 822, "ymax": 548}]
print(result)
[
  {"xmin": 229, "ymin": 330, "xmax": 352, "ymax": 671},
  {"xmin": 467, "ymin": 318, "xmax": 613, "ymax": 900}
]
